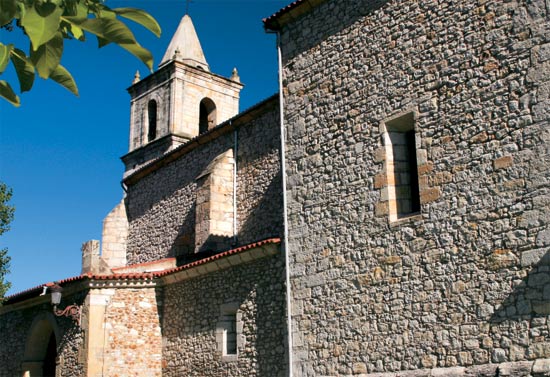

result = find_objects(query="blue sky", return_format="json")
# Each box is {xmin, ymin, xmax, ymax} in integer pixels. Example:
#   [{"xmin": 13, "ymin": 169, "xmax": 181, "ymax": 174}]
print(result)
[{"xmin": 0, "ymin": 0, "xmax": 289, "ymax": 295}]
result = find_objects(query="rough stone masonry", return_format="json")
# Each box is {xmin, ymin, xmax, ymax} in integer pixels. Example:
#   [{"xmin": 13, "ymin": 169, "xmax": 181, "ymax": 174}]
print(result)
[{"xmin": 274, "ymin": 0, "xmax": 550, "ymax": 375}]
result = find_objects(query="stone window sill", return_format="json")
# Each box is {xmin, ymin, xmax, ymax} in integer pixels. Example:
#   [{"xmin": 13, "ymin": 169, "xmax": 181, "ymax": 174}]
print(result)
[
  {"xmin": 221, "ymin": 354, "xmax": 238, "ymax": 362},
  {"xmin": 389, "ymin": 212, "xmax": 423, "ymax": 227}
]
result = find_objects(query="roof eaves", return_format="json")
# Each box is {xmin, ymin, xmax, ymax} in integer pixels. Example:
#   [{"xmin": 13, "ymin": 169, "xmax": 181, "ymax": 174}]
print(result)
[
  {"xmin": 156, "ymin": 238, "xmax": 281, "ymax": 278},
  {"xmin": 263, "ymin": 0, "xmax": 327, "ymax": 31},
  {"xmin": 2, "ymin": 275, "xmax": 90, "ymax": 305},
  {"xmin": 2, "ymin": 238, "xmax": 282, "ymax": 306}
]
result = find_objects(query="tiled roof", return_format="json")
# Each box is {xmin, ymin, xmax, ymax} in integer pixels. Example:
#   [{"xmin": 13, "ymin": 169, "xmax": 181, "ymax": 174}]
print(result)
[
  {"xmin": 264, "ymin": 0, "xmax": 306, "ymax": 25},
  {"xmin": 3, "ymin": 238, "xmax": 281, "ymax": 305},
  {"xmin": 263, "ymin": 0, "xmax": 326, "ymax": 30},
  {"xmin": 155, "ymin": 238, "xmax": 281, "ymax": 277}
]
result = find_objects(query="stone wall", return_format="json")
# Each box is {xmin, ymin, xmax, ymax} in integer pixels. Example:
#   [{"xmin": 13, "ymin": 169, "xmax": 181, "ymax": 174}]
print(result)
[
  {"xmin": 162, "ymin": 253, "xmax": 287, "ymax": 376},
  {"xmin": 236, "ymin": 104, "xmax": 283, "ymax": 246},
  {"xmin": 97, "ymin": 287, "xmax": 163, "ymax": 377},
  {"xmin": 124, "ymin": 62, "xmax": 243, "ymax": 174},
  {"xmin": 0, "ymin": 297, "xmax": 85, "ymax": 376},
  {"xmin": 125, "ymin": 98, "xmax": 282, "ymax": 264},
  {"xmin": 101, "ymin": 200, "xmax": 128, "ymax": 270},
  {"xmin": 279, "ymin": 0, "xmax": 550, "ymax": 375},
  {"xmin": 195, "ymin": 149, "xmax": 235, "ymax": 252},
  {"xmin": 128, "ymin": 68, "xmax": 172, "ymax": 152}
]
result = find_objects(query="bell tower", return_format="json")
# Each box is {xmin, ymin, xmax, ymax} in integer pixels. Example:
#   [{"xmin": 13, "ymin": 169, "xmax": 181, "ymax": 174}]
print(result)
[{"xmin": 122, "ymin": 14, "xmax": 244, "ymax": 176}]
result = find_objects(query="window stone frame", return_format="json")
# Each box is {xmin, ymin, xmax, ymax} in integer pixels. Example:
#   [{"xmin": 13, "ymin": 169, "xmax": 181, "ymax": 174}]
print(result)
[{"xmin": 215, "ymin": 302, "xmax": 243, "ymax": 362}]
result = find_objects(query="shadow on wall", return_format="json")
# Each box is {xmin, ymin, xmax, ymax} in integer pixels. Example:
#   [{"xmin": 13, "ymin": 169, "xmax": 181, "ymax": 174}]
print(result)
[
  {"xmin": 55, "ymin": 319, "xmax": 84, "ymax": 374},
  {"xmin": 154, "ymin": 287, "xmax": 165, "ymax": 339},
  {"xmin": 491, "ymin": 250, "xmax": 550, "ymax": 323},
  {"xmin": 237, "ymin": 171, "xmax": 284, "ymax": 246},
  {"xmin": 171, "ymin": 170, "xmax": 283, "ymax": 266},
  {"xmin": 281, "ymin": 0, "xmax": 390, "ymax": 61},
  {"xmin": 254, "ymin": 264, "xmax": 287, "ymax": 377},
  {"xmin": 170, "ymin": 202, "xmax": 197, "ymax": 262},
  {"xmin": 197, "ymin": 234, "xmax": 234, "ymax": 254}
]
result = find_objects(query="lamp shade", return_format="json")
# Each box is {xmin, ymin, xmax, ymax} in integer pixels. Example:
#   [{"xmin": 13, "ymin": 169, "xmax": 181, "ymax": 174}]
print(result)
[{"xmin": 50, "ymin": 283, "xmax": 63, "ymax": 306}]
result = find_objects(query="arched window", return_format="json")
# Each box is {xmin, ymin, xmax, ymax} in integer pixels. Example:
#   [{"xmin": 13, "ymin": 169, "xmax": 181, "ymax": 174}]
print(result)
[
  {"xmin": 147, "ymin": 100, "xmax": 157, "ymax": 142},
  {"xmin": 199, "ymin": 98, "xmax": 217, "ymax": 134}
]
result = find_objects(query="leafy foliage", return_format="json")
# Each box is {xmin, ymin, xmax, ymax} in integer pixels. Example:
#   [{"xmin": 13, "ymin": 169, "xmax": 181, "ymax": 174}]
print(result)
[
  {"xmin": 0, "ymin": 248, "xmax": 10, "ymax": 299},
  {"xmin": 0, "ymin": 0, "xmax": 161, "ymax": 106},
  {"xmin": 0, "ymin": 183, "xmax": 15, "ymax": 300}
]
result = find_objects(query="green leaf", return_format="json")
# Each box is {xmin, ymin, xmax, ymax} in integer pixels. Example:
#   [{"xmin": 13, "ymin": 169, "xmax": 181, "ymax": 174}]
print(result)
[
  {"xmin": 0, "ymin": 43, "xmax": 13, "ymax": 73},
  {"xmin": 71, "ymin": 24, "xmax": 85, "ymax": 40},
  {"xmin": 113, "ymin": 8, "xmax": 161, "ymax": 37},
  {"xmin": 0, "ymin": 80, "xmax": 20, "ymax": 107},
  {"xmin": 97, "ymin": 36, "xmax": 110, "ymax": 48},
  {"xmin": 119, "ymin": 42, "xmax": 153, "ymax": 71},
  {"xmin": 63, "ymin": 16, "xmax": 136, "ymax": 45},
  {"xmin": 15, "ymin": 1, "xmax": 24, "ymax": 20},
  {"xmin": 86, "ymin": 1, "xmax": 115, "ymax": 19},
  {"xmin": 0, "ymin": 0, "xmax": 17, "ymax": 27},
  {"xmin": 60, "ymin": 19, "xmax": 85, "ymax": 40},
  {"xmin": 21, "ymin": 2, "xmax": 63, "ymax": 51},
  {"xmin": 50, "ymin": 64, "xmax": 78, "ymax": 96},
  {"xmin": 95, "ymin": 4, "xmax": 116, "ymax": 19},
  {"xmin": 10, "ymin": 48, "xmax": 35, "ymax": 92},
  {"xmin": 61, "ymin": 0, "xmax": 85, "ymax": 17},
  {"xmin": 30, "ymin": 32, "xmax": 63, "ymax": 78},
  {"xmin": 63, "ymin": 16, "xmax": 153, "ymax": 69}
]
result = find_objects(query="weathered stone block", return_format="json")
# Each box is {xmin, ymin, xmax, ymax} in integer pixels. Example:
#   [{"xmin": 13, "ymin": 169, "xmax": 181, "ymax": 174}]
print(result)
[
  {"xmin": 420, "ymin": 187, "xmax": 441, "ymax": 204},
  {"xmin": 532, "ymin": 358, "xmax": 550, "ymax": 375},
  {"xmin": 494, "ymin": 156, "xmax": 514, "ymax": 170}
]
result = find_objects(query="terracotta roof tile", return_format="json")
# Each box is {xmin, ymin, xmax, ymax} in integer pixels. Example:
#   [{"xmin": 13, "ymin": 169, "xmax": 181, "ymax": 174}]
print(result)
[
  {"xmin": 264, "ymin": 0, "xmax": 324, "ymax": 30},
  {"xmin": 155, "ymin": 238, "xmax": 281, "ymax": 277},
  {"xmin": 3, "ymin": 238, "xmax": 281, "ymax": 305},
  {"xmin": 264, "ymin": 0, "xmax": 306, "ymax": 24}
]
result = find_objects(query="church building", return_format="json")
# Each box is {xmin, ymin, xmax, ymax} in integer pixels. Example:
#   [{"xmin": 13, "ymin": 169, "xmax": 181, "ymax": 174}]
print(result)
[{"xmin": 1, "ymin": 0, "xmax": 549, "ymax": 376}]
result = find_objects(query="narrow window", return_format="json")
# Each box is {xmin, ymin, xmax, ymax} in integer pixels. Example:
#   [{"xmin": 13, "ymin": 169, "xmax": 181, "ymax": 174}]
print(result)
[
  {"xmin": 199, "ymin": 98, "xmax": 217, "ymax": 134},
  {"xmin": 147, "ymin": 100, "xmax": 157, "ymax": 142},
  {"xmin": 216, "ymin": 303, "xmax": 240, "ymax": 361},
  {"xmin": 222, "ymin": 312, "xmax": 237, "ymax": 356},
  {"xmin": 384, "ymin": 113, "xmax": 420, "ymax": 220}
]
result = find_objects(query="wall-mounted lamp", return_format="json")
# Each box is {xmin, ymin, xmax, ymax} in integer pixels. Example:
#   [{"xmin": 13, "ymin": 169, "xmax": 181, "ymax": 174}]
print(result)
[{"xmin": 50, "ymin": 283, "xmax": 81, "ymax": 326}]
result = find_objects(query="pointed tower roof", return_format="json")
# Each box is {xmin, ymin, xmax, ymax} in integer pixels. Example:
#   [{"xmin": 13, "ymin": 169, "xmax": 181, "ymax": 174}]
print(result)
[{"xmin": 159, "ymin": 14, "xmax": 209, "ymax": 71}]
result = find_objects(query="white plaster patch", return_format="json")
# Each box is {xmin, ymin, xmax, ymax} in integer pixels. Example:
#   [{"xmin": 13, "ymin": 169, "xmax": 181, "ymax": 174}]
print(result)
[{"xmin": 139, "ymin": 301, "xmax": 152, "ymax": 309}]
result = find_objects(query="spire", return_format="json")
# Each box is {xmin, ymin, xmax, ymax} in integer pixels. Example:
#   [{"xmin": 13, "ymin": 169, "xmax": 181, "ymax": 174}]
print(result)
[{"xmin": 159, "ymin": 14, "xmax": 209, "ymax": 71}]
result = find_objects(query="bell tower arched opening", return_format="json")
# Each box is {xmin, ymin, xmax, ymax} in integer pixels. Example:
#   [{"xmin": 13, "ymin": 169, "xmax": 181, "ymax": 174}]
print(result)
[
  {"xmin": 199, "ymin": 98, "xmax": 217, "ymax": 134},
  {"xmin": 147, "ymin": 100, "xmax": 158, "ymax": 142},
  {"xmin": 123, "ymin": 14, "xmax": 243, "ymax": 175}
]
